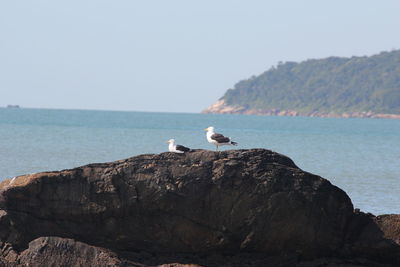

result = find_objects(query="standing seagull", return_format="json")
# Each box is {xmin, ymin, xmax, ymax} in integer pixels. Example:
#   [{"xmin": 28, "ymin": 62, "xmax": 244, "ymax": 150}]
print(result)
[
  {"xmin": 204, "ymin": 126, "xmax": 237, "ymax": 151},
  {"xmin": 166, "ymin": 139, "xmax": 191, "ymax": 153}
]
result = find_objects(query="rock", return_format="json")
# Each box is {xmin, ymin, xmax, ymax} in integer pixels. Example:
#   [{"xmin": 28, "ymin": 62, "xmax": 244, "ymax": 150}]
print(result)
[
  {"xmin": 202, "ymin": 99, "xmax": 247, "ymax": 114},
  {"xmin": 0, "ymin": 149, "xmax": 399, "ymax": 266},
  {"xmin": 16, "ymin": 237, "xmax": 122, "ymax": 267},
  {"xmin": 201, "ymin": 100, "xmax": 400, "ymax": 119},
  {"xmin": 376, "ymin": 214, "xmax": 400, "ymax": 245}
]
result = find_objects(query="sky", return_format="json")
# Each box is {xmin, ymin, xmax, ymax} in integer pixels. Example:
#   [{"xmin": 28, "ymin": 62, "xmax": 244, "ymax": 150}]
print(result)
[{"xmin": 1, "ymin": 0, "xmax": 400, "ymax": 113}]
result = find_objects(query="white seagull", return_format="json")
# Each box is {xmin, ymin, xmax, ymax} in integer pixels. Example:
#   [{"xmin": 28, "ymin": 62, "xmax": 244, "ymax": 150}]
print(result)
[
  {"xmin": 204, "ymin": 126, "xmax": 237, "ymax": 151},
  {"xmin": 166, "ymin": 139, "xmax": 191, "ymax": 153}
]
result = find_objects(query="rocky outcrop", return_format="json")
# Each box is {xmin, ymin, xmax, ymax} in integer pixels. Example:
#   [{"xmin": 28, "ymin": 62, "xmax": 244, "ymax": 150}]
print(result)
[
  {"xmin": 201, "ymin": 100, "xmax": 248, "ymax": 114},
  {"xmin": 6, "ymin": 237, "xmax": 122, "ymax": 266},
  {"xmin": 377, "ymin": 215, "xmax": 400, "ymax": 245},
  {"xmin": 0, "ymin": 149, "xmax": 399, "ymax": 266},
  {"xmin": 202, "ymin": 99, "xmax": 400, "ymax": 119}
]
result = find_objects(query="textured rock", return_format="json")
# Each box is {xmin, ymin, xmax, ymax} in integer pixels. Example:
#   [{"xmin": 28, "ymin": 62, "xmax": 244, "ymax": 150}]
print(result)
[
  {"xmin": 0, "ymin": 149, "xmax": 399, "ymax": 266},
  {"xmin": 202, "ymin": 99, "xmax": 400, "ymax": 119},
  {"xmin": 17, "ymin": 237, "xmax": 122, "ymax": 267},
  {"xmin": 376, "ymin": 215, "xmax": 400, "ymax": 245}
]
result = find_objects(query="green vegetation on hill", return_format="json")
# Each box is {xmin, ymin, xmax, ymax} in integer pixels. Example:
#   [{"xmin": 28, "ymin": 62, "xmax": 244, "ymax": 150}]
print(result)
[{"xmin": 223, "ymin": 50, "xmax": 400, "ymax": 114}]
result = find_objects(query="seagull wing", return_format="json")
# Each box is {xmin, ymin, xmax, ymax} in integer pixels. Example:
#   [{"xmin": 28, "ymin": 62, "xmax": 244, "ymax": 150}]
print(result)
[
  {"xmin": 176, "ymin": 144, "xmax": 190, "ymax": 152},
  {"xmin": 211, "ymin": 133, "xmax": 230, "ymax": 143}
]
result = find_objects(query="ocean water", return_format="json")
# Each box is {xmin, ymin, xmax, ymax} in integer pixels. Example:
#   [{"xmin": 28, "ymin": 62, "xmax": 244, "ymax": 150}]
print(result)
[{"xmin": 1, "ymin": 108, "xmax": 399, "ymax": 215}]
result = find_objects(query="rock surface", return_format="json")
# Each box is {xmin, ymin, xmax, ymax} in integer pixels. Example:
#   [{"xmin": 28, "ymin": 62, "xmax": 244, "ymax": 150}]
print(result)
[
  {"xmin": 0, "ymin": 149, "xmax": 399, "ymax": 266},
  {"xmin": 202, "ymin": 99, "xmax": 400, "ymax": 119}
]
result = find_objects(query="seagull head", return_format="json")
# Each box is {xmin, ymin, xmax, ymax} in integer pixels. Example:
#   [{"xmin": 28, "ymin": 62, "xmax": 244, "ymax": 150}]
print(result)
[
  {"xmin": 204, "ymin": 126, "xmax": 214, "ymax": 132},
  {"xmin": 166, "ymin": 139, "xmax": 175, "ymax": 144}
]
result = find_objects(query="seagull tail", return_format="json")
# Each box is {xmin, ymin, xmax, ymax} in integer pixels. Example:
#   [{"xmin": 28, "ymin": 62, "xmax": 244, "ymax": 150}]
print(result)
[{"xmin": 230, "ymin": 141, "xmax": 238, "ymax": 146}]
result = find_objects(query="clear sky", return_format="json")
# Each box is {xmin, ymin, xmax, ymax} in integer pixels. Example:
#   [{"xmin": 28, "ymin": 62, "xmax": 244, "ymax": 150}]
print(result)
[{"xmin": 1, "ymin": 0, "xmax": 400, "ymax": 113}]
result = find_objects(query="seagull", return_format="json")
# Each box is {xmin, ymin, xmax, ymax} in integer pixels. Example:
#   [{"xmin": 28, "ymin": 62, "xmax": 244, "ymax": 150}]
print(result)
[
  {"xmin": 166, "ymin": 139, "xmax": 191, "ymax": 153},
  {"xmin": 204, "ymin": 126, "xmax": 237, "ymax": 151}
]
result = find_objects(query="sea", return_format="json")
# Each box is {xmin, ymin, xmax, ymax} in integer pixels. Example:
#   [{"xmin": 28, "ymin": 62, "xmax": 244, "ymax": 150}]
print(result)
[{"xmin": 1, "ymin": 108, "xmax": 399, "ymax": 215}]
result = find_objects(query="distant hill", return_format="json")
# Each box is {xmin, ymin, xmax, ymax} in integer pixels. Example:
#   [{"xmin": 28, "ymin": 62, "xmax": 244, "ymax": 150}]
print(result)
[{"xmin": 203, "ymin": 50, "xmax": 400, "ymax": 118}]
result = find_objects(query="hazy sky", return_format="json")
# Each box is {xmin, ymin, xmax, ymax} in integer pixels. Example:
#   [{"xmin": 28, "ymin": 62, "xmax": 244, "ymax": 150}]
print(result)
[{"xmin": 1, "ymin": 0, "xmax": 400, "ymax": 113}]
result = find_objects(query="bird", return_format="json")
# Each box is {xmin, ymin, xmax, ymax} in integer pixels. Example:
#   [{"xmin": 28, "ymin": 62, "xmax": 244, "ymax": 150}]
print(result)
[
  {"xmin": 204, "ymin": 126, "xmax": 237, "ymax": 151},
  {"xmin": 166, "ymin": 139, "xmax": 191, "ymax": 153}
]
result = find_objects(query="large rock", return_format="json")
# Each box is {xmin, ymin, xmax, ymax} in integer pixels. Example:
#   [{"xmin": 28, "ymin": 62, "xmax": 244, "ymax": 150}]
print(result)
[
  {"xmin": 0, "ymin": 149, "xmax": 399, "ymax": 266},
  {"xmin": 15, "ymin": 237, "xmax": 122, "ymax": 267}
]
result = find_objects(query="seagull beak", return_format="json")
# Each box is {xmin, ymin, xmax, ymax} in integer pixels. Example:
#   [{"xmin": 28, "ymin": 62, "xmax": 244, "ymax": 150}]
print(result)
[
  {"xmin": 204, "ymin": 128, "xmax": 208, "ymax": 131},
  {"xmin": 165, "ymin": 140, "xmax": 169, "ymax": 144}
]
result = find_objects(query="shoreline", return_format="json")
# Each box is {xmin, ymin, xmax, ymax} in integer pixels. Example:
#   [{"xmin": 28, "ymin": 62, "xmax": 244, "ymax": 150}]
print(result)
[{"xmin": 202, "ymin": 100, "xmax": 400, "ymax": 119}]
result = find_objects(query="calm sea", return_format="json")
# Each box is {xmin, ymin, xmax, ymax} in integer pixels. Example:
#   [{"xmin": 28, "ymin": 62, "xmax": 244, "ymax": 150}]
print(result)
[{"xmin": 1, "ymin": 108, "xmax": 399, "ymax": 215}]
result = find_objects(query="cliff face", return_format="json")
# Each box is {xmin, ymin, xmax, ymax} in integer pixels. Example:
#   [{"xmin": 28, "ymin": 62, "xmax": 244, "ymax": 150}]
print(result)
[{"xmin": 0, "ymin": 149, "xmax": 399, "ymax": 266}]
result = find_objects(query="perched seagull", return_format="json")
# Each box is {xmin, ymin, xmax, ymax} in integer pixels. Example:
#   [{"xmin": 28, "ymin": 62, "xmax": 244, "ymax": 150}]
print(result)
[
  {"xmin": 204, "ymin": 126, "xmax": 237, "ymax": 151},
  {"xmin": 166, "ymin": 139, "xmax": 191, "ymax": 153}
]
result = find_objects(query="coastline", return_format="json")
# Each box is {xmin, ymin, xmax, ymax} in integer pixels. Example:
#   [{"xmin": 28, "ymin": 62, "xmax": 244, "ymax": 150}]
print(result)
[{"xmin": 202, "ymin": 100, "xmax": 400, "ymax": 119}]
